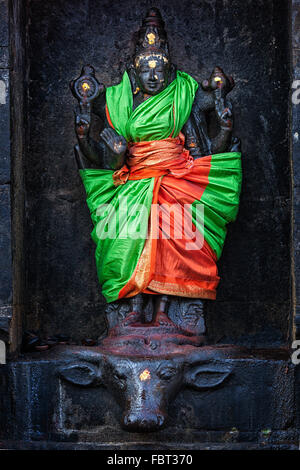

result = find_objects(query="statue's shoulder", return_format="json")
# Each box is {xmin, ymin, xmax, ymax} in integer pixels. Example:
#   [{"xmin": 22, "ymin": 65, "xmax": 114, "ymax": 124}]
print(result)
[
  {"xmin": 175, "ymin": 68, "xmax": 214, "ymax": 112},
  {"xmin": 192, "ymin": 85, "xmax": 214, "ymax": 113},
  {"xmin": 92, "ymin": 88, "xmax": 107, "ymax": 119}
]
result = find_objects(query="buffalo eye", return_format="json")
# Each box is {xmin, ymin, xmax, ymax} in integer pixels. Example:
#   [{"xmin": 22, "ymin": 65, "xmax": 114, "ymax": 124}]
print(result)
[
  {"xmin": 112, "ymin": 372, "xmax": 127, "ymax": 390},
  {"xmin": 157, "ymin": 366, "xmax": 177, "ymax": 381}
]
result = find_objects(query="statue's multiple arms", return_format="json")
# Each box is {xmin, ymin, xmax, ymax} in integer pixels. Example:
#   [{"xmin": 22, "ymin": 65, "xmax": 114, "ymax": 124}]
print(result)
[
  {"xmin": 75, "ymin": 103, "xmax": 104, "ymax": 166},
  {"xmin": 73, "ymin": 65, "xmax": 240, "ymax": 169},
  {"xmin": 183, "ymin": 66, "xmax": 240, "ymax": 158},
  {"xmin": 211, "ymin": 94, "xmax": 233, "ymax": 154},
  {"xmin": 74, "ymin": 98, "xmax": 127, "ymax": 170}
]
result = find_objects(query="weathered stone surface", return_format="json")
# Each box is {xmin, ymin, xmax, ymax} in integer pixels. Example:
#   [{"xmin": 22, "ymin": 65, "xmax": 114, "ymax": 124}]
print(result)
[
  {"xmin": 0, "ymin": 0, "xmax": 8, "ymax": 46},
  {"xmin": 0, "ymin": 440, "xmax": 298, "ymax": 450},
  {"xmin": 206, "ymin": 301, "xmax": 291, "ymax": 347},
  {"xmin": 0, "ymin": 185, "xmax": 12, "ymax": 343},
  {"xmin": 296, "ymin": 363, "xmax": 300, "ymax": 431},
  {"xmin": 0, "ymin": 305, "xmax": 12, "ymax": 343},
  {"xmin": 217, "ymin": 198, "xmax": 291, "ymax": 302},
  {"xmin": 0, "ymin": 0, "xmax": 12, "ymax": 348},
  {"xmin": 293, "ymin": 1, "xmax": 300, "ymax": 50},
  {"xmin": 0, "ymin": 185, "xmax": 12, "ymax": 306},
  {"xmin": 0, "ymin": 69, "xmax": 10, "ymax": 184},
  {"xmin": 9, "ymin": 0, "xmax": 28, "ymax": 352},
  {"xmin": 24, "ymin": 0, "xmax": 291, "ymax": 345},
  {"xmin": 292, "ymin": 48, "xmax": 300, "ymax": 79},
  {"xmin": 25, "ymin": 193, "xmax": 106, "ymax": 341},
  {"xmin": 0, "ymin": 46, "xmax": 9, "ymax": 68},
  {"xmin": 293, "ymin": 2, "xmax": 300, "ymax": 338},
  {"xmin": 292, "ymin": 104, "xmax": 300, "ymax": 188}
]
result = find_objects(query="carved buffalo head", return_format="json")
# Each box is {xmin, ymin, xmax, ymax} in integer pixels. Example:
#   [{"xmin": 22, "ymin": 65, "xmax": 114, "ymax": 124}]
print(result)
[{"xmin": 59, "ymin": 347, "xmax": 233, "ymax": 433}]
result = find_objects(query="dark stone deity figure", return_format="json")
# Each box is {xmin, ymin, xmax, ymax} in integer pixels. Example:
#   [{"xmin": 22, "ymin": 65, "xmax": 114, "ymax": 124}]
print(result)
[{"xmin": 65, "ymin": 8, "xmax": 242, "ymax": 432}]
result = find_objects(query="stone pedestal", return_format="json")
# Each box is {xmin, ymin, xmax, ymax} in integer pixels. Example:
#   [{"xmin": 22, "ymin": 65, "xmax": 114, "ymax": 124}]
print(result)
[{"xmin": 0, "ymin": 345, "xmax": 298, "ymax": 450}]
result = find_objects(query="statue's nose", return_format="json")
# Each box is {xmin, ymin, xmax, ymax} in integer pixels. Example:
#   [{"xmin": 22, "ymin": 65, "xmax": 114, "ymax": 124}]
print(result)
[
  {"xmin": 149, "ymin": 68, "xmax": 156, "ymax": 80},
  {"xmin": 122, "ymin": 411, "xmax": 166, "ymax": 432}
]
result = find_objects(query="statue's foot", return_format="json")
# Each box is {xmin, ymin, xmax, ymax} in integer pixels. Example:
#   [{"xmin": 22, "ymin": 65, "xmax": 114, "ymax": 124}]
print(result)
[
  {"xmin": 121, "ymin": 311, "xmax": 143, "ymax": 327},
  {"xmin": 154, "ymin": 311, "xmax": 177, "ymax": 327}
]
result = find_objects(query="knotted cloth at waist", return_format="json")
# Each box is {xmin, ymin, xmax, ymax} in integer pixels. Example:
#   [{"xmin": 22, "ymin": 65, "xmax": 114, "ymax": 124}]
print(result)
[{"xmin": 112, "ymin": 132, "xmax": 194, "ymax": 186}]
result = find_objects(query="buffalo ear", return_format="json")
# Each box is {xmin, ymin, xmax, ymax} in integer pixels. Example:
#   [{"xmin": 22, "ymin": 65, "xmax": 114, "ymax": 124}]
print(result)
[
  {"xmin": 185, "ymin": 362, "xmax": 232, "ymax": 390},
  {"xmin": 58, "ymin": 363, "xmax": 103, "ymax": 387}
]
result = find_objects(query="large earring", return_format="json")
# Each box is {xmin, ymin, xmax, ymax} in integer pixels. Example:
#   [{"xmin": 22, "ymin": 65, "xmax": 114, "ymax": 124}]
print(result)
[{"xmin": 127, "ymin": 63, "xmax": 139, "ymax": 95}]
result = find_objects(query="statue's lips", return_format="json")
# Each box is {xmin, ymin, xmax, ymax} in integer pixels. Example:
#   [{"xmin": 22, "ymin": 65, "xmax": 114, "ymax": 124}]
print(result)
[
  {"xmin": 145, "ymin": 83, "xmax": 163, "ymax": 94},
  {"xmin": 146, "ymin": 82, "xmax": 160, "ymax": 88}
]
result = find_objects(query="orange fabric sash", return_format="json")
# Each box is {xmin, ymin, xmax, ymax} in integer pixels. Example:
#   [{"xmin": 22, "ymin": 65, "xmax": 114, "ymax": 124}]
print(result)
[{"xmin": 112, "ymin": 132, "xmax": 194, "ymax": 186}]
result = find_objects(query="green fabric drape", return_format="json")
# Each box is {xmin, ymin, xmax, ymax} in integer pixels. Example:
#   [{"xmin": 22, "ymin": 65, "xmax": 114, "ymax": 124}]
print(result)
[
  {"xmin": 80, "ymin": 169, "xmax": 154, "ymax": 302},
  {"xmin": 106, "ymin": 70, "xmax": 198, "ymax": 142}
]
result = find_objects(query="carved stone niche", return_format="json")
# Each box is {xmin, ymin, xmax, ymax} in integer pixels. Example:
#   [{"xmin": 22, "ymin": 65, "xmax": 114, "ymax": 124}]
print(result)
[
  {"xmin": 0, "ymin": 0, "xmax": 298, "ymax": 450},
  {"xmin": 59, "ymin": 344, "xmax": 234, "ymax": 432}
]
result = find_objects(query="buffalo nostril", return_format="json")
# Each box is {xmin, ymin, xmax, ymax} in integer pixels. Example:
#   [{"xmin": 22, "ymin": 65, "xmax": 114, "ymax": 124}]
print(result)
[
  {"xmin": 123, "ymin": 414, "xmax": 132, "ymax": 427},
  {"xmin": 157, "ymin": 414, "xmax": 165, "ymax": 428},
  {"xmin": 122, "ymin": 413, "xmax": 166, "ymax": 431}
]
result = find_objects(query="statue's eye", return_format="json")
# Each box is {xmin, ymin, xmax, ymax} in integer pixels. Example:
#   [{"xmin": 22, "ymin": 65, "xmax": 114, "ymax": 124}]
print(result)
[{"xmin": 157, "ymin": 367, "xmax": 177, "ymax": 381}]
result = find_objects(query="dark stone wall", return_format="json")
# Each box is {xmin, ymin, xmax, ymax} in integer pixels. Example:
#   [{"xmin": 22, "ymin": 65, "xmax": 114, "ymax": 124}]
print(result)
[
  {"xmin": 25, "ymin": 0, "xmax": 292, "ymax": 345},
  {"xmin": 0, "ymin": 0, "xmax": 12, "ymax": 345},
  {"xmin": 9, "ymin": 0, "xmax": 28, "ymax": 353},
  {"xmin": 292, "ymin": 0, "xmax": 300, "ymax": 339}
]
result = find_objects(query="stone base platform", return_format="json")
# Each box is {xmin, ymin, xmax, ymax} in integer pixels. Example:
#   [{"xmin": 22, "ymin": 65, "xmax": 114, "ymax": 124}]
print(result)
[{"xmin": 0, "ymin": 345, "xmax": 299, "ymax": 450}]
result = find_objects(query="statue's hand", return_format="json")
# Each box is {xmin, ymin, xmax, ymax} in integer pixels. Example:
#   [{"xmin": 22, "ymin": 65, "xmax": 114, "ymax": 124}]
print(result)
[
  {"xmin": 100, "ymin": 128, "xmax": 127, "ymax": 156},
  {"xmin": 230, "ymin": 136, "xmax": 241, "ymax": 152},
  {"xmin": 215, "ymin": 99, "xmax": 233, "ymax": 131},
  {"xmin": 74, "ymin": 104, "xmax": 91, "ymax": 139}
]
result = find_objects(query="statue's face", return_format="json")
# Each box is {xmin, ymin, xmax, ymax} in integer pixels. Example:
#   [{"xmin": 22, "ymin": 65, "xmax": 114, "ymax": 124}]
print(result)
[{"xmin": 135, "ymin": 54, "xmax": 169, "ymax": 96}]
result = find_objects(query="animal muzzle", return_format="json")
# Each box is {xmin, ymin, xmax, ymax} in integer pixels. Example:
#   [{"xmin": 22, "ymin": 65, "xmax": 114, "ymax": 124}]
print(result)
[{"xmin": 122, "ymin": 410, "xmax": 166, "ymax": 432}]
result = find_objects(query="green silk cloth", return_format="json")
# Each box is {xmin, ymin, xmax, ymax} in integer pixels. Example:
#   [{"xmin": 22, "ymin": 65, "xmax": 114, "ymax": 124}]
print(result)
[
  {"xmin": 80, "ymin": 70, "xmax": 242, "ymax": 302},
  {"xmin": 191, "ymin": 151, "xmax": 242, "ymax": 260},
  {"xmin": 80, "ymin": 170, "xmax": 155, "ymax": 302},
  {"xmin": 81, "ymin": 70, "xmax": 199, "ymax": 302},
  {"xmin": 106, "ymin": 70, "xmax": 198, "ymax": 142}
]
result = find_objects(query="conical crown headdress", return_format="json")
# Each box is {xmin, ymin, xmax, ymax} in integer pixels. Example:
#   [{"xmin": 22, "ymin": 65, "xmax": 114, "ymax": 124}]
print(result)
[{"xmin": 134, "ymin": 8, "xmax": 170, "ymax": 61}]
